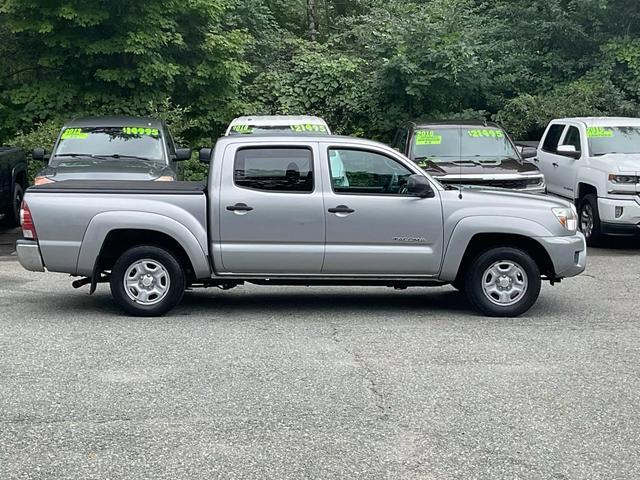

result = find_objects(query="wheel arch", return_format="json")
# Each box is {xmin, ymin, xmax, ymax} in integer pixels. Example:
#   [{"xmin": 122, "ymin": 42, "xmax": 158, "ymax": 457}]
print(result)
[
  {"xmin": 76, "ymin": 211, "xmax": 211, "ymax": 279},
  {"xmin": 441, "ymin": 216, "xmax": 556, "ymax": 282},
  {"xmin": 454, "ymin": 233, "xmax": 555, "ymax": 285}
]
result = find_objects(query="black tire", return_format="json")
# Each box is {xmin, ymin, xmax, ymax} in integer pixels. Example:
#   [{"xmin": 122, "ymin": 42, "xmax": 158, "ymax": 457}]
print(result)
[
  {"xmin": 578, "ymin": 194, "xmax": 603, "ymax": 247},
  {"xmin": 451, "ymin": 278, "xmax": 465, "ymax": 292},
  {"xmin": 3, "ymin": 182, "xmax": 24, "ymax": 227},
  {"xmin": 464, "ymin": 247, "xmax": 541, "ymax": 317},
  {"xmin": 110, "ymin": 245, "xmax": 186, "ymax": 317}
]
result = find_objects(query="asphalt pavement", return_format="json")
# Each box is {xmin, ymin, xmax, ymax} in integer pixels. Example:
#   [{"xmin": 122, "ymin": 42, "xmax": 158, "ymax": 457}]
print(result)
[{"xmin": 1, "ymin": 231, "xmax": 639, "ymax": 479}]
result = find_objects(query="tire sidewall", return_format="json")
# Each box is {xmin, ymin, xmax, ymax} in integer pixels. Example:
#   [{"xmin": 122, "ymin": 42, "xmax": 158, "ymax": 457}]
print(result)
[
  {"xmin": 5, "ymin": 183, "xmax": 24, "ymax": 227},
  {"xmin": 464, "ymin": 247, "xmax": 541, "ymax": 317},
  {"xmin": 579, "ymin": 194, "xmax": 602, "ymax": 247},
  {"xmin": 110, "ymin": 246, "xmax": 185, "ymax": 317}
]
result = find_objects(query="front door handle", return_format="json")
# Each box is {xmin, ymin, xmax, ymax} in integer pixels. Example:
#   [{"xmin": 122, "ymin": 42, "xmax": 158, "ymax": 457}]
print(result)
[
  {"xmin": 328, "ymin": 205, "xmax": 355, "ymax": 214},
  {"xmin": 552, "ymin": 162, "xmax": 559, "ymax": 168},
  {"xmin": 226, "ymin": 203, "xmax": 254, "ymax": 212}
]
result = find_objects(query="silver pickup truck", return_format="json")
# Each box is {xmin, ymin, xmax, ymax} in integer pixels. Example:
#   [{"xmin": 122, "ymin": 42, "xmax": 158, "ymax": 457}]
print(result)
[{"xmin": 16, "ymin": 135, "xmax": 587, "ymax": 317}]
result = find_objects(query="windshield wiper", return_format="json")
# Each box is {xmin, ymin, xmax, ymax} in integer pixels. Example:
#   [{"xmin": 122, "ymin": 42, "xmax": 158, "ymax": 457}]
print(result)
[
  {"xmin": 55, "ymin": 153, "xmax": 154, "ymax": 163},
  {"xmin": 96, "ymin": 154, "xmax": 154, "ymax": 162}
]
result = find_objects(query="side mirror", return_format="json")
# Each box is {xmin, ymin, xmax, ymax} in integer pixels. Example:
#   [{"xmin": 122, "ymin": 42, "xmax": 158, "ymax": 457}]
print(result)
[
  {"xmin": 33, "ymin": 148, "xmax": 47, "ymax": 161},
  {"xmin": 406, "ymin": 174, "xmax": 434, "ymax": 198},
  {"xmin": 174, "ymin": 148, "xmax": 192, "ymax": 161},
  {"xmin": 521, "ymin": 147, "xmax": 537, "ymax": 159},
  {"xmin": 557, "ymin": 145, "xmax": 581, "ymax": 159},
  {"xmin": 199, "ymin": 148, "xmax": 212, "ymax": 164}
]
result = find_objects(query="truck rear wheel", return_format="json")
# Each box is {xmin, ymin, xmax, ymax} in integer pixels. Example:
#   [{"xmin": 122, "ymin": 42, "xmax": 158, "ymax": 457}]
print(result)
[
  {"xmin": 578, "ymin": 194, "xmax": 603, "ymax": 247},
  {"xmin": 3, "ymin": 183, "xmax": 23, "ymax": 227},
  {"xmin": 110, "ymin": 245, "xmax": 186, "ymax": 317},
  {"xmin": 464, "ymin": 247, "xmax": 541, "ymax": 317}
]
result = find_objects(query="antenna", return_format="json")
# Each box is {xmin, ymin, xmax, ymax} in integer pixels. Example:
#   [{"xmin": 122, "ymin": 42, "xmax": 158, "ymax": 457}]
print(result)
[{"xmin": 458, "ymin": 125, "xmax": 463, "ymax": 199}]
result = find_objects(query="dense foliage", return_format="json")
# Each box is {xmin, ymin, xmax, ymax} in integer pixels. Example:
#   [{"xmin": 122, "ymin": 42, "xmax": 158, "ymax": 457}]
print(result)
[{"xmin": 2, "ymin": 0, "xmax": 640, "ymax": 176}]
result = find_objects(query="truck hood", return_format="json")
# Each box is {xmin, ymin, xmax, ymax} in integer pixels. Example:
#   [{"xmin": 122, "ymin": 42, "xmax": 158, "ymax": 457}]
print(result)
[
  {"xmin": 591, "ymin": 154, "xmax": 640, "ymax": 173},
  {"xmin": 443, "ymin": 185, "xmax": 574, "ymax": 209},
  {"xmin": 417, "ymin": 157, "xmax": 540, "ymax": 176},
  {"xmin": 40, "ymin": 161, "xmax": 174, "ymax": 182}
]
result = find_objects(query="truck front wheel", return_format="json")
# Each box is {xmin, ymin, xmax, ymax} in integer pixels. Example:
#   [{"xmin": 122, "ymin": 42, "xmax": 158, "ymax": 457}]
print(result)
[
  {"xmin": 110, "ymin": 245, "xmax": 186, "ymax": 317},
  {"xmin": 464, "ymin": 247, "xmax": 541, "ymax": 317},
  {"xmin": 578, "ymin": 194, "xmax": 603, "ymax": 247}
]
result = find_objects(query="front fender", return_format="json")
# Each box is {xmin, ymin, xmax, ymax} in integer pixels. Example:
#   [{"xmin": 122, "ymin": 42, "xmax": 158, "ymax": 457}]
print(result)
[
  {"xmin": 76, "ymin": 211, "xmax": 211, "ymax": 279},
  {"xmin": 440, "ymin": 216, "xmax": 554, "ymax": 281}
]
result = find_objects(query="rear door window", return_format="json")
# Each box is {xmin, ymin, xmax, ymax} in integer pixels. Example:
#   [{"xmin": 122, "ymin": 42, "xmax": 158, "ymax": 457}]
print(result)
[
  {"xmin": 234, "ymin": 147, "xmax": 314, "ymax": 193},
  {"xmin": 542, "ymin": 124, "xmax": 566, "ymax": 153}
]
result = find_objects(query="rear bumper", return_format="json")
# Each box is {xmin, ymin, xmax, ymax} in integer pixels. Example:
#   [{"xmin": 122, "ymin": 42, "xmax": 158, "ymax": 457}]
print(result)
[
  {"xmin": 536, "ymin": 233, "xmax": 587, "ymax": 279},
  {"xmin": 16, "ymin": 240, "xmax": 45, "ymax": 272}
]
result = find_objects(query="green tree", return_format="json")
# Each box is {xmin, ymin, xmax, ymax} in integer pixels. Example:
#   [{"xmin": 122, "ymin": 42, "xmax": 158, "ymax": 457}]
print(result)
[{"xmin": 0, "ymin": 0, "xmax": 249, "ymax": 143}]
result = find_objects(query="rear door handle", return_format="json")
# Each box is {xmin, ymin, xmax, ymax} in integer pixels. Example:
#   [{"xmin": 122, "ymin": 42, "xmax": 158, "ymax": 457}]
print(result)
[
  {"xmin": 552, "ymin": 162, "xmax": 559, "ymax": 167},
  {"xmin": 328, "ymin": 205, "xmax": 355, "ymax": 214},
  {"xmin": 226, "ymin": 203, "xmax": 254, "ymax": 212}
]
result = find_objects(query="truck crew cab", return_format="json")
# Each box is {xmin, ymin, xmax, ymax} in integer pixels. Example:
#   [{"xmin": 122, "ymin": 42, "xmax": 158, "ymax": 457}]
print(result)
[
  {"xmin": 536, "ymin": 117, "xmax": 640, "ymax": 245},
  {"xmin": 17, "ymin": 135, "xmax": 586, "ymax": 318}
]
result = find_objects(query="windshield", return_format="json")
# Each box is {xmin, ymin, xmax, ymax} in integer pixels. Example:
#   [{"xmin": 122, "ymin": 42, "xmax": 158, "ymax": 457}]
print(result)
[
  {"xmin": 412, "ymin": 127, "xmax": 517, "ymax": 162},
  {"xmin": 52, "ymin": 126, "xmax": 165, "ymax": 166},
  {"xmin": 229, "ymin": 124, "xmax": 329, "ymax": 135},
  {"xmin": 587, "ymin": 126, "xmax": 640, "ymax": 156}
]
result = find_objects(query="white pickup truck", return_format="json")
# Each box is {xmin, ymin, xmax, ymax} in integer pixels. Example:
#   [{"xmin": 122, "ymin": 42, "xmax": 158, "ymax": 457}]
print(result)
[{"xmin": 536, "ymin": 117, "xmax": 640, "ymax": 245}]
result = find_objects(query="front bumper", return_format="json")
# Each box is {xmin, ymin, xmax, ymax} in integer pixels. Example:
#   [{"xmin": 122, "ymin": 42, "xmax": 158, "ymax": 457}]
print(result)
[
  {"xmin": 536, "ymin": 233, "xmax": 587, "ymax": 279},
  {"xmin": 597, "ymin": 197, "xmax": 640, "ymax": 235},
  {"xmin": 16, "ymin": 240, "xmax": 45, "ymax": 272}
]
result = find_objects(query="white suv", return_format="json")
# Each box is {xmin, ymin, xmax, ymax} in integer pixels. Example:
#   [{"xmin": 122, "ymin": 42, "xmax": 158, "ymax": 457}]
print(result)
[
  {"xmin": 536, "ymin": 117, "xmax": 640, "ymax": 245},
  {"xmin": 225, "ymin": 115, "xmax": 331, "ymax": 136}
]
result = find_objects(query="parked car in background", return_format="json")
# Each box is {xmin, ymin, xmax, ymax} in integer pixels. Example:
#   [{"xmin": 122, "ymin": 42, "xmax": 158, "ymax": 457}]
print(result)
[
  {"xmin": 17, "ymin": 135, "xmax": 585, "ymax": 318},
  {"xmin": 33, "ymin": 117, "xmax": 192, "ymax": 185},
  {"xmin": 0, "ymin": 147, "xmax": 27, "ymax": 227},
  {"xmin": 226, "ymin": 115, "xmax": 331, "ymax": 135},
  {"xmin": 392, "ymin": 121, "xmax": 545, "ymax": 193},
  {"xmin": 536, "ymin": 117, "xmax": 640, "ymax": 245}
]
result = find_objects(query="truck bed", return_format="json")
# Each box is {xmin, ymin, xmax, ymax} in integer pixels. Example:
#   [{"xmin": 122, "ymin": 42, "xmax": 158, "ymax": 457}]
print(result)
[{"xmin": 25, "ymin": 180, "xmax": 210, "ymax": 277}]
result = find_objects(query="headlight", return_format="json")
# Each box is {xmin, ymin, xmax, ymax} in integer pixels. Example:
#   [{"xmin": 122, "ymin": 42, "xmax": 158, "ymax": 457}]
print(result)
[
  {"xmin": 526, "ymin": 175, "xmax": 545, "ymax": 187},
  {"xmin": 608, "ymin": 174, "xmax": 639, "ymax": 184},
  {"xmin": 552, "ymin": 207, "xmax": 577, "ymax": 232}
]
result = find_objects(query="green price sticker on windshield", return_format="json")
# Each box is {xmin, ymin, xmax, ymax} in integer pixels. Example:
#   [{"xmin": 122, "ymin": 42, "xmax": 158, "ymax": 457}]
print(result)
[
  {"xmin": 61, "ymin": 128, "xmax": 89, "ymax": 140},
  {"xmin": 232, "ymin": 125, "xmax": 253, "ymax": 134},
  {"xmin": 291, "ymin": 124, "xmax": 327, "ymax": 133},
  {"xmin": 123, "ymin": 127, "xmax": 159, "ymax": 137},
  {"xmin": 586, "ymin": 127, "xmax": 613, "ymax": 138},
  {"xmin": 468, "ymin": 129, "xmax": 504, "ymax": 138},
  {"xmin": 415, "ymin": 131, "xmax": 442, "ymax": 145}
]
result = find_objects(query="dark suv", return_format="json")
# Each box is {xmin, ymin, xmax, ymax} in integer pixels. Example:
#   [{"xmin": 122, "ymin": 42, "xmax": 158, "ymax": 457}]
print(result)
[
  {"xmin": 0, "ymin": 147, "xmax": 27, "ymax": 227},
  {"xmin": 392, "ymin": 121, "xmax": 545, "ymax": 192},
  {"xmin": 33, "ymin": 116, "xmax": 192, "ymax": 185}
]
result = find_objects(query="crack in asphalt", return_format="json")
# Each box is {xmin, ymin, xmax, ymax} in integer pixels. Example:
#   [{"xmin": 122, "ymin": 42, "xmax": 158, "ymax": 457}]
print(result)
[{"xmin": 330, "ymin": 323, "xmax": 389, "ymax": 419}]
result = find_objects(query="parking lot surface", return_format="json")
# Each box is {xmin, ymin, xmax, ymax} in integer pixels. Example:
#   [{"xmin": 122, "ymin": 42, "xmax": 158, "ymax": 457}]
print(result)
[{"xmin": 1, "ymin": 231, "xmax": 639, "ymax": 479}]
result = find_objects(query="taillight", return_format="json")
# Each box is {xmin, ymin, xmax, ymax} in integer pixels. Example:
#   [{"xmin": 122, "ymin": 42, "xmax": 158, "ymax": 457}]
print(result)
[
  {"xmin": 20, "ymin": 201, "xmax": 38, "ymax": 240},
  {"xmin": 34, "ymin": 176, "xmax": 55, "ymax": 186}
]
